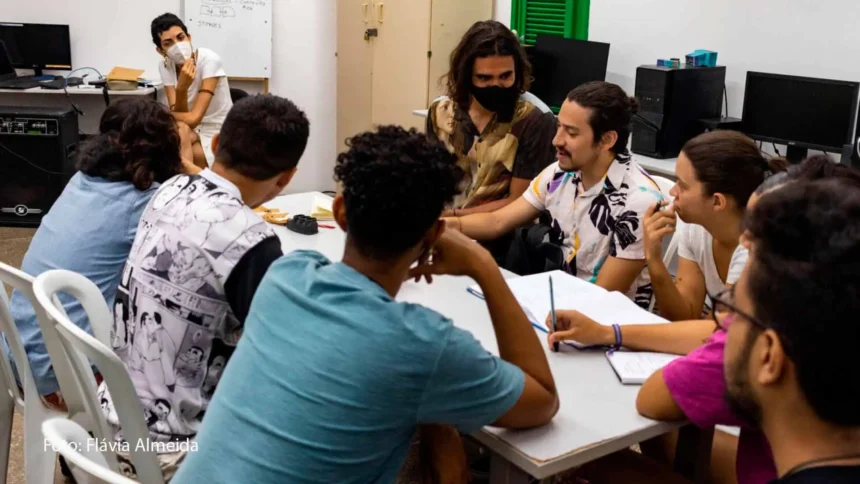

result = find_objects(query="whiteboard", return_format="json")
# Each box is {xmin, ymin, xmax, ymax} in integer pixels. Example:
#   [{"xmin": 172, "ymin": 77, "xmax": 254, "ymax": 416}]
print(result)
[{"xmin": 181, "ymin": 0, "xmax": 272, "ymax": 78}]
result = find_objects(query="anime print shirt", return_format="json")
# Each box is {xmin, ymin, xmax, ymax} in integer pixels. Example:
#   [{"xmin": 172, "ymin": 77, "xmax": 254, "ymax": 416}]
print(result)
[{"xmin": 98, "ymin": 170, "xmax": 277, "ymax": 448}]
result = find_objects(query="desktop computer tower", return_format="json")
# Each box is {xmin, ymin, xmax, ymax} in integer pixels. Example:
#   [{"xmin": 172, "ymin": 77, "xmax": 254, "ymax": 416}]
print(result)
[
  {"xmin": 632, "ymin": 65, "xmax": 726, "ymax": 159},
  {"xmin": 0, "ymin": 106, "xmax": 78, "ymax": 227}
]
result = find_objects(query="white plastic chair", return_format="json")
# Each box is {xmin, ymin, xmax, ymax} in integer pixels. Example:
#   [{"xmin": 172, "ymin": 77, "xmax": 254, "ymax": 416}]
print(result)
[
  {"xmin": 0, "ymin": 262, "xmax": 86, "ymax": 484},
  {"xmin": 42, "ymin": 417, "xmax": 137, "ymax": 484},
  {"xmin": 33, "ymin": 269, "xmax": 166, "ymax": 484}
]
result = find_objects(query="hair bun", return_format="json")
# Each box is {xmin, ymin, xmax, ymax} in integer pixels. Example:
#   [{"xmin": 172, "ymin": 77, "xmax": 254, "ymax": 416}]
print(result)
[{"xmin": 628, "ymin": 96, "xmax": 640, "ymax": 115}]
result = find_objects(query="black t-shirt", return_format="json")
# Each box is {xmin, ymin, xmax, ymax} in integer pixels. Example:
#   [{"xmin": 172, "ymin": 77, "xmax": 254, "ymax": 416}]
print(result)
[
  {"xmin": 224, "ymin": 235, "xmax": 283, "ymax": 323},
  {"xmin": 771, "ymin": 465, "xmax": 860, "ymax": 483}
]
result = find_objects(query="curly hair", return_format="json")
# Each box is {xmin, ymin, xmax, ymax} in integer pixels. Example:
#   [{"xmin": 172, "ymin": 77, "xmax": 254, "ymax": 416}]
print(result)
[
  {"xmin": 444, "ymin": 20, "xmax": 531, "ymax": 114},
  {"xmin": 76, "ymin": 98, "xmax": 182, "ymax": 191},
  {"xmin": 745, "ymin": 178, "xmax": 860, "ymax": 426},
  {"xmin": 215, "ymin": 94, "xmax": 310, "ymax": 180},
  {"xmin": 335, "ymin": 126, "xmax": 462, "ymax": 259}
]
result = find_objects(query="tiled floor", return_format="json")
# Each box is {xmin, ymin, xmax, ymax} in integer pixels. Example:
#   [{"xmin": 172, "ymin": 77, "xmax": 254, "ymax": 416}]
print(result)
[{"xmin": 0, "ymin": 226, "xmax": 66, "ymax": 483}]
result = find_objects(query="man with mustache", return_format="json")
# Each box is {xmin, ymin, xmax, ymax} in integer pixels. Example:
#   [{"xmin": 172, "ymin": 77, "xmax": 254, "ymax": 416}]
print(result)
[{"xmin": 448, "ymin": 81, "xmax": 663, "ymax": 308}]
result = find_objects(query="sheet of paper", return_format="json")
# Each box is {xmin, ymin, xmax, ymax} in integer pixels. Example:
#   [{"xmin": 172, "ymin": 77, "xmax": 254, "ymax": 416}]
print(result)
[
  {"xmin": 467, "ymin": 271, "xmax": 667, "ymax": 348},
  {"xmin": 606, "ymin": 351, "xmax": 680, "ymax": 384}
]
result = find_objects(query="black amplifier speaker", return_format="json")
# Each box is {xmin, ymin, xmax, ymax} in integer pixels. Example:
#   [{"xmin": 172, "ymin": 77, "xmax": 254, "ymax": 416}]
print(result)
[{"xmin": 0, "ymin": 106, "xmax": 79, "ymax": 227}]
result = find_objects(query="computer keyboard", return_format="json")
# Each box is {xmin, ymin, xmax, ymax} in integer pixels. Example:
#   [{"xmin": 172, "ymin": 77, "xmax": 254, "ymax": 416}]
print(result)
[
  {"xmin": 38, "ymin": 79, "xmax": 67, "ymax": 90},
  {"xmin": 0, "ymin": 77, "xmax": 42, "ymax": 90}
]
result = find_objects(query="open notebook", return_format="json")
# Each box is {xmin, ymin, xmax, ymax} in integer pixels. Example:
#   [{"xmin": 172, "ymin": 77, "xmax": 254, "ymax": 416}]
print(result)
[
  {"xmin": 468, "ymin": 271, "xmax": 667, "ymax": 349},
  {"xmin": 605, "ymin": 351, "xmax": 680, "ymax": 385}
]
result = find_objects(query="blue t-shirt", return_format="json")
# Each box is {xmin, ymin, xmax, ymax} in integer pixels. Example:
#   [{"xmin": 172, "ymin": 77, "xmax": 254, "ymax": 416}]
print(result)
[
  {"xmin": 8, "ymin": 172, "xmax": 156, "ymax": 394},
  {"xmin": 173, "ymin": 251, "xmax": 525, "ymax": 484}
]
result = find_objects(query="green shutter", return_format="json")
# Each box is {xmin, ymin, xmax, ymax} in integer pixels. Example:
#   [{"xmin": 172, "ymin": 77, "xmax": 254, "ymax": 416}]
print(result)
[{"xmin": 510, "ymin": 0, "xmax": 590, "ymax": 45}]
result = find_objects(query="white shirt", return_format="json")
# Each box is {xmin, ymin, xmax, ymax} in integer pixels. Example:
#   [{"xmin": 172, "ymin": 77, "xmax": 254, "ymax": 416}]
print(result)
[
  {"xmin": 158, "ymin": 47, "xmax": 233, "ymax": 133},
  {"xmin": 677, "ymin": 222, "xmax": 748, "ymax": 314},
  {"xmin": 523, "ymin": 158, "xmax": 664, "ymax": 308}
]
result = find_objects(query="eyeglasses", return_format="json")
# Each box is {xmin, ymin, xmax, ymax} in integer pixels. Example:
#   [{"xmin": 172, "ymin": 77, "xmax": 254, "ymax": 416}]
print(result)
[{"xmin": 709, "ymin": 288, "xmax": 767, "ymax": 331}]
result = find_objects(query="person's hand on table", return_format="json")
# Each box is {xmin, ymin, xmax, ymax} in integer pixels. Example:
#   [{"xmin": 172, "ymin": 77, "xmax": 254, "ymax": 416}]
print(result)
[
  {"xmin": 408, "ymin": 228, "xmax": 492, "ymax": 284},
  {"xmin": 545, "ymin": 310, "xmax": 613, "ymax": 350},
  {"xmin": 176, "ymin": 58, "xmax": 197, "ymax": 93},
  {"xmin": 643, "ymin": 201, "xmax": 677, "ymax": 264}
]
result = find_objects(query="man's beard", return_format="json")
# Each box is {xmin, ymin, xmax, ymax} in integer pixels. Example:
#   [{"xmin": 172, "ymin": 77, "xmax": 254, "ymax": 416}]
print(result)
[
  {"xmin": 558, "ymin": 149, "xmax": 598, "ymax": 173},
  {"xmin": 724, "ymin": 329, "xmax": 764, "ymax": 426}
]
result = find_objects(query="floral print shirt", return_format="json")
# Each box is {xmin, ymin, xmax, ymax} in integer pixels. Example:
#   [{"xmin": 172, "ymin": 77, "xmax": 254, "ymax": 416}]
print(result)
[{"xmin": 523, "ymin": 157, "xmax": 664, "ymax": 308}]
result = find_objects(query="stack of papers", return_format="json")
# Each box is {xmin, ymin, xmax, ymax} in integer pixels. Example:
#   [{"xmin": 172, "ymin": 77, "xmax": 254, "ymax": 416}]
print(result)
[
  {"xmin": 468, "ymin": 271, "xmax": 667, "ymax": 349},
  {"xmin": 310, "ymin": 194, "xmax": 334, "ymax": 221}
]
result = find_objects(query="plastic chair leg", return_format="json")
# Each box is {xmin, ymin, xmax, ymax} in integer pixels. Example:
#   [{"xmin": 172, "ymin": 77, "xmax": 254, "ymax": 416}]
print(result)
[
  {"xmin": 0, "ymin": 390, "xmax": 14, "ymax": 484},
  {"xmin": 24, "ymin": 403, "xmax": 56, "ymax": 484}
]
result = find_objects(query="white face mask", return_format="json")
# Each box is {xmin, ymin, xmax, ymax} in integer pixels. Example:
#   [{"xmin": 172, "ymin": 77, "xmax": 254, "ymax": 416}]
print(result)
[{"xmin": 166, "ymin": 41, "xmax": 193, "ymax": 65}]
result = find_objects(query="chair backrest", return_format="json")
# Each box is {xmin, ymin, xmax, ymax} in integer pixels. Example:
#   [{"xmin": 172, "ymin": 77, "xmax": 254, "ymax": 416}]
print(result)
[
  {"xmin": 42, "ymin": 417, "xmax": 138, "ymax": 484},
  {"xmin": 0, "ymin": 262, "xmax": 88, "ymax": 412},
  {"xmin": 33, "ymin": 269, "xmax": 165, "ymax": 484},
  {"xmin": 230, "ymin": 87, "xmax": 249, "ymax": 103}
]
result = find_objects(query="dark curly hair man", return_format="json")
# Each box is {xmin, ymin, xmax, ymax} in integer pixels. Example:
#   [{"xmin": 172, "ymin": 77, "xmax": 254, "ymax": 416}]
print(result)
[{"xmin": 173, "ymin": 126, "xmax": 559, "ymax": 484}]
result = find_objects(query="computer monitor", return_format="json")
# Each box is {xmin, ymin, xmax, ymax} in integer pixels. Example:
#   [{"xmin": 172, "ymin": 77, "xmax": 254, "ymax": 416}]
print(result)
[
  {"xmin": 528, "ymin": 36, "xmax": 610, "ymax": 112},
  {"xmin": 0, "ymin": 23, "xmax": 72, "ymax": 77},
  {"xmin": 741, "ymin": 71, "xmax": 859, "ymax": 162}
]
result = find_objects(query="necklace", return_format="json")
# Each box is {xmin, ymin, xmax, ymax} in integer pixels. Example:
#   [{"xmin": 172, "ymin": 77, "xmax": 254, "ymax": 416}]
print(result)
[{"xmin": 782, "ymin": 452, "xmax": 860, "ymax": 479}]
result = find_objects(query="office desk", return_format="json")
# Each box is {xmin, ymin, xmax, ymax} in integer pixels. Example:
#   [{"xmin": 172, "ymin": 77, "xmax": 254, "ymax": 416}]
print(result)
[
  {"xmin": 0, "ymin": 85, "xmax": 160, "ymax": 133},
  {"xmin": 635, "ymin": 154, "xmax": 678, "ymax": 179},
  {"xmin": 266, "ymin": 191, "xmax": 711, "ymax": 482}
]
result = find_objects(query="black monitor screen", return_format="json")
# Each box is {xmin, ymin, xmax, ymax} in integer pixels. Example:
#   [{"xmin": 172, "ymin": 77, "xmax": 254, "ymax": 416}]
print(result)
[
  {"xmin": 0, "ymin": 23, "xmax": 71, "ymax": 70},
  {"xmin": 742, "ymin": 72, "xmax": 859, "ymax": 151},
  {"xmin": 0, "ymin": 41, "xmax": 14, "ymax": 77},
  {"xmin": 529, "ymin": 36, "xmax": 609, "ymax": 110}
]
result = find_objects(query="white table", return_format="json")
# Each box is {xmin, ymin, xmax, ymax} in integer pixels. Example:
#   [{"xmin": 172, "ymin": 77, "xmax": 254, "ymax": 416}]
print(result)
[
  {"xmin": 635, "ymin": 154, "xmax": 677, "ymax": 179},
  {"xmin": 265, "ymin": 191, "xmax": 696, "ymax": 481},
  {"xmin": 0, "ymin": 85, "xmax": 160, "ymax": 134}
]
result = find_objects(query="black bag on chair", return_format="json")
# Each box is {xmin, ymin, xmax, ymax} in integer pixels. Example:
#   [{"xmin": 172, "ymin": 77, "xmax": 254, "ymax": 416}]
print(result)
[{"xmin": 504, "ymin": 212, "xmax": 565, "ymax": 276}]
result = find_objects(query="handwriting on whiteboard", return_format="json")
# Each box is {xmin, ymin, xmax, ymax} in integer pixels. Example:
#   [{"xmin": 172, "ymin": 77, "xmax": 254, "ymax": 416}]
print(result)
[
  {"xmin": 201, "ymin": 5, "xmax": 236, "ymax": 17},
  {"xmin": 197, "ymin": 20, "xmax": 222, "ymax": 29}
]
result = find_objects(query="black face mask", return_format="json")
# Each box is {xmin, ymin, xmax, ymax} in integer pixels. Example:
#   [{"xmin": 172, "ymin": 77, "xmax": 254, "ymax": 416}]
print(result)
[{"xmin": 471, "ymin": 85, "xmax": 519, "ymax": 114}]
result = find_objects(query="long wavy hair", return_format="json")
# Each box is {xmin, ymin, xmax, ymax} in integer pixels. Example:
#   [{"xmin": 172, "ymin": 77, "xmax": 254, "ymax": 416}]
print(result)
[
  {"xmin": 444, "ymin": 20, "xmax": 532, "ymax": 113},
  {"xmin": 76, "ymin": 98, "xmax": 182, "ymax": 190}
]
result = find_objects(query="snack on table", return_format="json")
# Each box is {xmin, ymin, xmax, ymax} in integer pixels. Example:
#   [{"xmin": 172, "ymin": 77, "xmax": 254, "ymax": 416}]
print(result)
[{"xmin": 255, "ymin": 206, "xmax": 290, "ymax": 225}]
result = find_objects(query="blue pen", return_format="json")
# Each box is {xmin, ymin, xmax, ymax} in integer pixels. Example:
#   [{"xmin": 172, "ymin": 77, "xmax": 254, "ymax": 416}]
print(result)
[{"xmin": 550, "ymin": 276, "xmax": 559, "ymax": 352}]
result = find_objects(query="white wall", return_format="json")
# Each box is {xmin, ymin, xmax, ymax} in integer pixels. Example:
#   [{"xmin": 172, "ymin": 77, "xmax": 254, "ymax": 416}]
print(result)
[
  {"xmin": 591, "ymin": 0, "xmax": 860, "ymax": 122},
  {"xmin": 494, "ymin": 0, "xmax": 860, "ymax": 121},
  {"xmin": 0, "ymin": 0, "xmax": 337, "ymax": 193},
  {"xmin": 493, "ymin": 0, "xmax": 511, "ymax": 25}
]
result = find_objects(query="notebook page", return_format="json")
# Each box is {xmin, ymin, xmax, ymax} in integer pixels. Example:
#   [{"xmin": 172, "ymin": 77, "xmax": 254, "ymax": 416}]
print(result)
[{"xmin": 606, "ymin": 351, "xmax": 680, "ymax": 384}]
